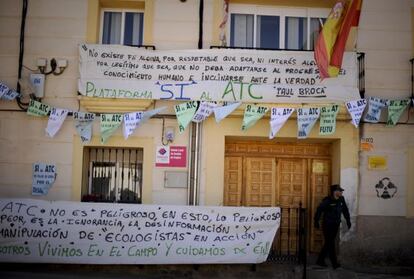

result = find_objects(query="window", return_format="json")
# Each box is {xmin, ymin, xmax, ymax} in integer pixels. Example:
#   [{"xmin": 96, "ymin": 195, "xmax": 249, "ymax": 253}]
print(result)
[
  {"xmin": 101, "ymin": 10, "xmax": 144, "ymax": 46},
  {"xmin": 82, "ymin": 147, "xmax": 143, "ymax": 203},
  {"xmin": 229, "ymin": 5, "xmax": 328, "ymax": 50}
]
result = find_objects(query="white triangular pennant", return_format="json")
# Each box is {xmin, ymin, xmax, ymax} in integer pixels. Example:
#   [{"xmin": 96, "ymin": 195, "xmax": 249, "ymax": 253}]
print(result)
[
  {"xmin": 364, "ymin": 97, "xmax": 388, "ymax": 123},
  {"xmin": 345, "ymin": 99, "xmax": 367, "ymax": 128},
  {"xmin": 269, "ymin": 108, "xmax": 294, "ymax": 139},
  {"xmin": 192, "ymin": 101, "xmax": 217, "ymax": 123},
  {"xmin": 213, "ymin": 102, "xmax": 241, "ymax": 123},
  {"xmin": 45, "ymin": 108, "xmax": 69, "ymax": 138},
  {"xmin": 73, "ymin": 112, "xmax": 95, "ymax": 143},
  {"xmin": 297, "ymin": 108, "xmax": 320, "ymax": 139},
  {"xmin": 123, "ymin": 111, "xmax": 144, "ymax": 139}
]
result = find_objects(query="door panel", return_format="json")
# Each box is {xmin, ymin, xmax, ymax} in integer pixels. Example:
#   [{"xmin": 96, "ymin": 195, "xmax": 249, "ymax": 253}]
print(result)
[
  {"xmin": 224, "ymin": 156, "xmax": 243, "ymax": 206},
  {"xmin": 224, "ymin": 142, "xmax": 331, "ymax": 255},
  {"xmin": 276, "ymin": 159, "xmax": 307, "ymax": 253},
  {"xmin": 244, "ymin": 157, "xmax": 276, "ymax": 207},
  {"xmin": 310, "ymin": 159, "xmax": 330, "ymax": 253}
]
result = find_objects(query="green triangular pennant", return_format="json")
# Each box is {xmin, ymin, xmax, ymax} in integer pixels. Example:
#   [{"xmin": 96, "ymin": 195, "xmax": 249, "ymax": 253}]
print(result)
[
  {"xmin": 241, "ymin": 104, "xmax": 268, "ymax": 131},
  {"xmin": 319, "ymin": 105, "xmax": 339, "ymax": 135},
  {"xmin": 175, "ymin": 101, "xmax": 198, "ymax": 133},
  {"xmin": 387, "ymin": 99, "xmax": 410, "ymax": 126},
  {"xmin": 100, "ymin": 114, "xmax": 123, "ymax": 143},
  {"xmin": 27, "ymin": 100, "xmax": 51, "ymax": 117}
]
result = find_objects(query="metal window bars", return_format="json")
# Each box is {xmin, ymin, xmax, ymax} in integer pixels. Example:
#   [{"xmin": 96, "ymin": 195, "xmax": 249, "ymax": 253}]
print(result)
[{"xmin": 82, "ymin": 147, "xmax": 143, "ymax": 203}]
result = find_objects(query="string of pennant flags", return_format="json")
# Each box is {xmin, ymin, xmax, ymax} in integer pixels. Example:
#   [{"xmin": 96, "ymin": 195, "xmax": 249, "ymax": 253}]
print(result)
[{"xmin": 1, "ymin": 82, "xmax": 413, "ymax": 144}]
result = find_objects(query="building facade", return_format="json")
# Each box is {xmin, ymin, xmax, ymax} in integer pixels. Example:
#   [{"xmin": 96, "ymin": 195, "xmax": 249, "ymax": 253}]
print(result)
[{"xmin": 0, "ymin": 0, "xmax": 413, "ymax": 268}]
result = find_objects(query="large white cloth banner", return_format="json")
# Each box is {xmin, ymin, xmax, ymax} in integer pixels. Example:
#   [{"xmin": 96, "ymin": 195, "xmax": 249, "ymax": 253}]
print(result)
[
  {"xmin": 78, "ymin": 44, "xmax": 360, "ymax": 103},
  {"xmin": 0, "ymin": 199, "xmax": 280, "ymax": 264}
]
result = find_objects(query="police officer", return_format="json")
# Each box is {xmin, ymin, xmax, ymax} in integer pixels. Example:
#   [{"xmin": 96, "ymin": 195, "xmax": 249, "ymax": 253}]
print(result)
[{"xmin": 314, "ymin": 184, "xmax": 351, "ymax": 269}]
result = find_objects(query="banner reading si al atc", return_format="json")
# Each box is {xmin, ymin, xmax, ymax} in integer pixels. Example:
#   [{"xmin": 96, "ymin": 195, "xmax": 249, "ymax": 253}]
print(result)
[
  {"xmin": 78, "ymin": 44, "xmax": 359, "ymax": 103},
  {"xmin": 0, "ymin": 199, "xmax": 280, "ymax": 264}
]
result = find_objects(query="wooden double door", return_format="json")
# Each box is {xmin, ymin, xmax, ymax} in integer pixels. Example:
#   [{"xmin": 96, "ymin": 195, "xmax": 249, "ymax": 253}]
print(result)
[{"xmin": 224, "ymin": 142, "xmax": 331, "ymax": 253}]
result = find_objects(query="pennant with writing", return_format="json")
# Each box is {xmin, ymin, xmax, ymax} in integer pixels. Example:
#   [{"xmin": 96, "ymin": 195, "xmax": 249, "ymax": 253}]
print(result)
[
  {"xmin": 192, "ymin": 101, "xmax": 217, "ymax": 123},
  {"xmin": 213, "ymin": 102, "xmax": 241, "ymax": 123},
  {"xmin": 100, "ymin": 114, "xmax": 123, "ymax": 144},
  {"xmin": 319, "ymin": 105, "xmax": 339, "ymax": 135},
  {"xmin": 0, "ymin": 82, "xmax": 9, "ymax": 98},
  {"xmin": 297, "ymin": 108, "xmax": 320, "ymax": 139},
  {"xmin": 32, "ymin": 163, "xmax": 57, "ymax": 196},
  {"xmin": 73, "ymin": 112, "xmax": 95, "ymax": 143},
  {"xmin": 387, "ymin": 99, "xmax": 410, "ymax": 126},
  {"xmin": 241, "ymin": 104, "xmax": 268, "ymax": 131},
  {"xmin": 269, "ymin": 108, "xmax": 294, "ymax": 139},
  {"xmin": 123, "ymin": 111, "xmax": 143, "ymax": 139},
  {"xmin": 346, "ymin": 99, "xmax": 367, "ymax": 128},
  {"xmin": 2, "ymin": 89, "xmax": 20, "ymax": 100},
  {"xmin": 364, "ymin": 97, "xmax": 388, "ymax": 123},
  {"xmin": 45, "ymin": 108, "xmax": 69, "ymax": 138},
  {"xmin": 27, "ymin": 99, "xmax": 51, "ymax": 117},
  {"xmin": 175, "ymin": 101, "xmax": 198, "ymax": 133}
]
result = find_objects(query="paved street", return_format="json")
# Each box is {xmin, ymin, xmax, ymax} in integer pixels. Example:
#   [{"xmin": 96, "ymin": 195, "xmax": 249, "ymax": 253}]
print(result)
[{"xmin": 0, "ymin": 264, "xmax": 413, "ymax": 279}]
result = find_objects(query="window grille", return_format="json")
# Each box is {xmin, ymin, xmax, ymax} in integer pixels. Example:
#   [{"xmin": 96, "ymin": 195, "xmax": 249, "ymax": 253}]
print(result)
[{"xmin": 81, "ymin": 147, "xmax": 143, "ymax": 203}]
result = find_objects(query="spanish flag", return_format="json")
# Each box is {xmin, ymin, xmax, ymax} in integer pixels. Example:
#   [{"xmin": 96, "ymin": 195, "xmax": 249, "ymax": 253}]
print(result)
[{"xmin": 315, "ymin": 0, "xmax": 362, "ymax": 79}]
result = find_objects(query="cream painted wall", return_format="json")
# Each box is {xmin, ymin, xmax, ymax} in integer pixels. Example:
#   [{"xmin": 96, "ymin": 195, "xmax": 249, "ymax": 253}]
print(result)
[
  {"xmin": 0, "ymin": 0, "xmax": 191, "ymax": 204},
  {"xmin": 0, "ymin": 0, "xmax": 87, "ymax": 201},
  {"xmin": 358, "ymin": 125, "xmax": 414, "ymax": 216},
  {"xmin": 152, "ymin": 0, "xmax": 215, "ymax": 49},
  {"xmin": 356, "ymin": 0, "xmax": 414, "ymax": 217}
]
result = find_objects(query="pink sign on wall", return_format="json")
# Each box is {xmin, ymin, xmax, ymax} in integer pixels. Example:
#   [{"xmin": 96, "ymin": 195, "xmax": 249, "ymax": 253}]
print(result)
[{"xmin": 155, "ymin": 146, "xmax": 187, "ymax": 168}]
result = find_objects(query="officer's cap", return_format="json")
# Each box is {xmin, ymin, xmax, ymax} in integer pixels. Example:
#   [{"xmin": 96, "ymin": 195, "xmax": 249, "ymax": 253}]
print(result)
[{"xmin": 330, "ymin": 184, "xmax": 344, "ymax": 193}]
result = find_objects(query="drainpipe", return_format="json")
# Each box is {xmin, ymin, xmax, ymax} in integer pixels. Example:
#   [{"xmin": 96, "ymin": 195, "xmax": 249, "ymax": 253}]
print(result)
[
  {"xmin": 187, "ymin": 122, "xmax": 202, "ymax": 205},
  {"xmin": 187, "ymin": 0, "xmax": 204, "ymax": 205}
]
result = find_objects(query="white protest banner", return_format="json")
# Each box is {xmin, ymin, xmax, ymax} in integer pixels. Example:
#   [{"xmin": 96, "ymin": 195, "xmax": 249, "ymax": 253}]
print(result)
[
  {"xmin": 73, "ymin": 112, "xmax": 95, "ymax": 143},
  {"xmin": 269, "ymin": 108, "xmax": 294, "ymax": 139},
  {"xmin": 192, "ymin": 101, "xmax": 217, "ymax": 123},
  {"xmin": 123, "ymin": 111, "xmax": 144, "ymax": 139},
  {"xmin": 45, "ymin": 108, "xmax": 69, "ymax": 138},
  {"xmin": 78, "ymin": 44, "xmax": 359, "ymax": 103},
  {"xmin": 213, "ymin": 102, "xmax": 241, "ymax": 123},
  {"xmin": 363, "ymin": 97, "xmax": 388, "ymax": 123},
  {"xmin": 100, "ymin": 114, "xmax": 123, "ymax": 144},
  {"xmin": 319, "ymin": 105, "xmax": 339, "ymax": 135},
  {"xmin": 241, "ymin": 104, "xmax": 268, "ymax": 131},
  {"xmin": 32, "ymin": 163, "xmax": 56, "ymax": 195},
  {"xmin": 175, "ymin": 101, "xmax": 198, "ymax": 133},
  {"xmin": 0, "ymin": 199, "xmax": 281, "ymax": 264},
  {"xmin": 345, "ymin": 99, "xmax": 367, "ymax": 128},
  {"xmin": 297, "ymin": 108, "xmax": 320, "ymax": 139}
]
